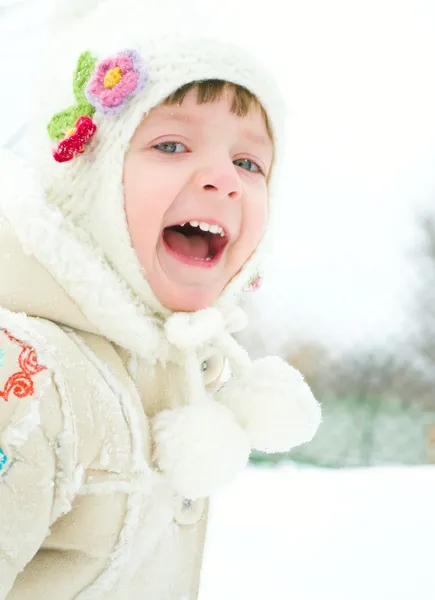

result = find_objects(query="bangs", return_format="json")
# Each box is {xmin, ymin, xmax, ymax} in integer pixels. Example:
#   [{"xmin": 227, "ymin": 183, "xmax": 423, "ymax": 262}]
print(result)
[{"xmin": 163, "ymin": 79, "xmax": 273, "ymax": 141}]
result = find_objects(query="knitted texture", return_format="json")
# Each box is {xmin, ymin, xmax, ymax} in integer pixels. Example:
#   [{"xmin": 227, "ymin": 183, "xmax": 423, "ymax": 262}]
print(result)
[
  {"xmin": 53, "ymin": 116, "xmax": 97, "ymax": 163},
  {"xmin": 73, "ymin": 51, "xmax": 97, "ymax": 104},
  {"xmin": 85, "ymin": 49, "xmax": 148, "ymax": 115},
  {"xmin": 47, "ymin": 51, "xmax": 96, "ymax": 141},
  {"xmin": 244, "ymin": 271, "xmax": 263, "ymax": 292}
]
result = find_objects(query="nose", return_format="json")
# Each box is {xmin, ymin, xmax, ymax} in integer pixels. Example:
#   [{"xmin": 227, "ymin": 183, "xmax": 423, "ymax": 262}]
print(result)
[{"xmin": 194, "ymin": 163, "xmax": 243, "ymax": 202}]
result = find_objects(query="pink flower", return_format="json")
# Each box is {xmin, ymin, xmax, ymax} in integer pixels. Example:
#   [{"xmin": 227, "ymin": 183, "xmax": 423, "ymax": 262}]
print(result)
[
  {"xmin": 85, "ymin": 49, "xmax": 148, "ymax": 115},
  {"xmin": 244, "ymin": 273, "xmax": 263, "ymax": 292}
]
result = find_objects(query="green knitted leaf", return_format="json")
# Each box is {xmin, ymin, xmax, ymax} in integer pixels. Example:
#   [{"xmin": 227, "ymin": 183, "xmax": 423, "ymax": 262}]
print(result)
[
  {"xmin": 47, "ymin": 102, "xmax": 95, "ymax": 141},
  {"xmin": 73, "ymin": 51, "xmax": 97, "ymax": 104}
]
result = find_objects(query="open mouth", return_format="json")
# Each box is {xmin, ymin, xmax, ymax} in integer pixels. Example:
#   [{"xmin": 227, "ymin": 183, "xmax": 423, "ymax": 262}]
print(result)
[{"xmin": 162, "ymin": 220, "xmax": 229, "ymax": 265}]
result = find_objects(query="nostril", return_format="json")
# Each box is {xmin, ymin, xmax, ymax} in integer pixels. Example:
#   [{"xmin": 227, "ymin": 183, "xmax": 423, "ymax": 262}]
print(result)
[{"xmin": 202, "ymin": 184, "xmax": 240, "ymax": 199}]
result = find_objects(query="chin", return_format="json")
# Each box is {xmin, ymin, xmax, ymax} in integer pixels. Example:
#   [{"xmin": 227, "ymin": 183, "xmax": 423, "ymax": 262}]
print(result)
[{"xmin": 162, "ymin": 286, "xmax": 221, "ymax": 313}]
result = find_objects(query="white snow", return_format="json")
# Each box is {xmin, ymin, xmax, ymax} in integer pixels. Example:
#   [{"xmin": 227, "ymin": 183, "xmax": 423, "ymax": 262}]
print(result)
[{"xmin": 200, "ymin": 464, "xmax": 435, "ymax": 600}]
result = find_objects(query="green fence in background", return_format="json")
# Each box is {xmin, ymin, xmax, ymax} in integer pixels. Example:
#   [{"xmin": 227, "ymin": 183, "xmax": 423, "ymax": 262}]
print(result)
[{"xmin": 251, "ymin": 395, "xmax": 435, "ymax": 468}]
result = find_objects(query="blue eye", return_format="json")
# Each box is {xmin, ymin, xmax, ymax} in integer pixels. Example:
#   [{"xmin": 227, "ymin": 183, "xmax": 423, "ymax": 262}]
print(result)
[
  {"xmin": 233, "ymin": 158, "xmax": 263, "ymax": 174},
  {"xmin": 154, "ymin": 142, "xmax": 186, "ymax": 153}
]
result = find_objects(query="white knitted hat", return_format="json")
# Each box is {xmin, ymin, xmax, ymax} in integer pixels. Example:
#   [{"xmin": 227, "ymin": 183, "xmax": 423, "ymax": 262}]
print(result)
[{"xmin": 30, "ymin": 0, "xmax": 286, "ymax": 316}]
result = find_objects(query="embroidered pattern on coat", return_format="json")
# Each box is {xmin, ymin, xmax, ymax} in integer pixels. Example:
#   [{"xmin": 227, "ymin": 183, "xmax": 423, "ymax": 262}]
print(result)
[
  {"xmin": 0, "ymin": 448, "xmax": 7, "ymax": 471},
  {"xmin": 0, "ymin": 331, "xmax": 47, "ymax": 403}
]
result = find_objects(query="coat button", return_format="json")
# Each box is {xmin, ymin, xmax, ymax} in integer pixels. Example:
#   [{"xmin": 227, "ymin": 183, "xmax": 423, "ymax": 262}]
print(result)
[
  {"xmin": 173, "ymin": 496, "xmax": 205, "ymax": 526},
  {"xmin": 199, "ymin": 349, "xmax": 225, "ymax": 389}
]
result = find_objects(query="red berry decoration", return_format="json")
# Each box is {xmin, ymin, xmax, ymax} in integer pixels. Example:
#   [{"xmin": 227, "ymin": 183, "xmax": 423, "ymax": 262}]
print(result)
[{"xmin": 53, "ymin": 116, "xmax": 97, "ymax": 163}]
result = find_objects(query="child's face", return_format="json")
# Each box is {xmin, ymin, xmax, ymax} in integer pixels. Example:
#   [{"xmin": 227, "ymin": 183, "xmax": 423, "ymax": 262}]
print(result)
[{"xmin": 123, "ymin": 86, "xmax": 274, "ymax": 312}]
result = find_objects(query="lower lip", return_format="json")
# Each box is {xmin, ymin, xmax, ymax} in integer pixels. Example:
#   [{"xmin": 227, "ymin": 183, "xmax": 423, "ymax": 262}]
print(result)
[{"xmin": 161, "ymin": 236, "xmax": 225, "ymax": 268}]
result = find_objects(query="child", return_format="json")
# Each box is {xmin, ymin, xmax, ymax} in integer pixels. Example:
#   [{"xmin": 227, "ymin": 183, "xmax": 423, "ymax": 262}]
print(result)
[{"xmin": 0, "ymin": 1, "xmax": 321, "ymax": 598}]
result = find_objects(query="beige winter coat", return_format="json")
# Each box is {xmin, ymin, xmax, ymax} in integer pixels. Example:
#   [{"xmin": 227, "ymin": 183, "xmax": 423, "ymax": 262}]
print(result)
[{"xmin": 0, "ymin": 208, "xmax": 226, "ymax": 599}]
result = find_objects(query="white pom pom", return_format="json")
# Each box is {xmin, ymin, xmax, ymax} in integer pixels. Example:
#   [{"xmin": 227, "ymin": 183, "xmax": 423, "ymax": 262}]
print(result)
[
  {"xmin": 151, "ymin": 401, "xmax": 251, "ymax": 499},
  {"xmin": 216, "ymin": 356, "xmax": 322, "ymax": 453},
  {"xmin": 164, "ymin": 309, "xmax": 224, "ymax": 350}
]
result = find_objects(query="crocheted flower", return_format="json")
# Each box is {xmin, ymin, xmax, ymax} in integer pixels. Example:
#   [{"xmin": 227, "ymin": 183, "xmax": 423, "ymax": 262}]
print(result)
[
  {"xmin": 244, "ymin": 272, "xmax": 263, "ymax": 292},
  {"xmin": 85, "ymin": 49, "xmax": 148, "ymax": 115},
  {"xmin": 47, "ymin": 51, "xmax": 97, "ymax": 142},
  {"xmin": 53, "ymin": 116, "xmax": 97, "ymax": 163}
]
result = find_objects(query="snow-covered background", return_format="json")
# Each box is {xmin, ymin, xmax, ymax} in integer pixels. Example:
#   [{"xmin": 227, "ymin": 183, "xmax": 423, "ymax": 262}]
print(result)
[
  {"xmin": 200, "ymin": 465, "xmax": 435, "ymax": 600},
  {"xmin": 2, "ymin": 1, "xmax": 435, "ymax": 598}
]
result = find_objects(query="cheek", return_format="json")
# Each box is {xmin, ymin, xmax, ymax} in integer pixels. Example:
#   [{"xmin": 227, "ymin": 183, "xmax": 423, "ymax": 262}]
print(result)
[
  {"xmin": 123, "ymin": 155, "xmax": 171, "ymax": 242},
  {"xmin": 244, "ymin": 190, "xmax": 269, "ymax": 244}
]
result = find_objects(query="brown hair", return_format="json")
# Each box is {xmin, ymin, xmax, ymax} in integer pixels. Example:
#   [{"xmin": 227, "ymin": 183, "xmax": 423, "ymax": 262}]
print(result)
[{"xmin": 163, "ymin": 79, "xmax": 273, "ymax": 141}]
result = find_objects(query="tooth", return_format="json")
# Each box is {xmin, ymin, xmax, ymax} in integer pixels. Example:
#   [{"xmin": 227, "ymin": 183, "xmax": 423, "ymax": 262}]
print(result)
[
  {"xmin": 220, "ymin": 230, "xmax": 225, "ymax": 237},
  {"xmin": 199, "ymin": 222, "xmax": 210, "ymax": 231},
  {"xmin": 180, "ymin": 222, "xmax": 186, "ymax": 226},
  {"xmin": 190, "ymin": 220, "xmax": 199, "ymax": 227},
  {"xmin": 209, "ymin": 224, "xmax": 219, "ymax": 234}
]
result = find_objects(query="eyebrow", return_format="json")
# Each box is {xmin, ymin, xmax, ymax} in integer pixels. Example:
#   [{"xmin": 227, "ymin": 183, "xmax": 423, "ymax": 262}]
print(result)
[
  {"xmin": 151, "ymin": 112, "xmax": 201, "ymax": 125},
  {"xmin": 239, "ymin": 129, "xmax": 272, "ymax": 148},
  {"xmin": 151, "ymin": 112, "xmax": 272, "ymax": 148}
]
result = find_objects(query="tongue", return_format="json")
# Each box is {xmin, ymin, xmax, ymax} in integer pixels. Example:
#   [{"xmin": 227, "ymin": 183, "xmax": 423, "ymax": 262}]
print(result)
[{"xmin": 164, "ymin": 229, "xmax": 210, "ymax": 260}]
